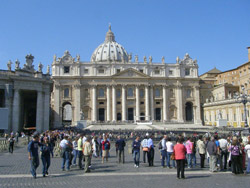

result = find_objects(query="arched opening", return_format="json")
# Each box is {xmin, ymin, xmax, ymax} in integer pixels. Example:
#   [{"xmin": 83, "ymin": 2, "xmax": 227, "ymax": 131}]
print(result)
[
  {"xmin": 185, "ymin": 102, "xmax": 193, "ymax": 122},
  {"xmin": 117, "ymin": 113, "xmax": 121, "ymax": 121},
  {"xmin": 62, "ymin": 102, "xmax": 72, "ymax": 123}
]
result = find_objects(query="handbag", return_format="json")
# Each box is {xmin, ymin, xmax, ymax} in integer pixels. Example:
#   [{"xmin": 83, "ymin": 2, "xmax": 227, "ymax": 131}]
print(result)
[{"xmin": 170, "ymin": 152, "xmax": 175, "ymax": 160}]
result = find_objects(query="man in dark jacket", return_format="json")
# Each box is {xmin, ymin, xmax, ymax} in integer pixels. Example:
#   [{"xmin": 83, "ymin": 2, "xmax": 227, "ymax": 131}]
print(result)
[
  {"xmin": 207, "ymin": 136, "xmax": 217, "ymax": 172},
  {"xmin": 115, "ymin": 135, "xmax": 126, "ymax": 163}
]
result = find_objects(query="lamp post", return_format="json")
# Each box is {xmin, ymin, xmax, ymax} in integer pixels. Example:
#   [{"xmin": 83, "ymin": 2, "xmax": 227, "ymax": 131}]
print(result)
[{"xmin": 236, "ymin": 85, "xmax": 250, "ymax": 128}]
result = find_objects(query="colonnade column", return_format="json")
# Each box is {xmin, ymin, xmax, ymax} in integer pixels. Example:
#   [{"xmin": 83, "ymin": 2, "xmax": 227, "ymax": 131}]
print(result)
[
  {"xmin": 74, "ymin": 84, "xmax": 81, "ymax": 123},
  {"xmin": 136, "ymin": 85, "xmax": 140, "ymax": 121},
  {"xmin": 112, "ymin": 85, "xmax": 116, "ymax": 122},
  {"xmin": 43, "ymin": 91, "xmax": 50, "ymax": 131},
  {"xmin": 163, "ymin": 85, "xmax": 167, "ymax": 121},
  {"xmin": 53, "ymin": 84, "xmax": 61, "ymax": 128},
  {"xmin": 150, "ymin": 85, "xmax": 154, "ymax": 121},
  {"xmin": 36, "ymin": 90, "xmax": 44, "ymax": 133},
  {"xmin": 106, "ymin": 86, "xmax": 111, "ymax": 121},
  {"xmin": 194, "ymin": 86, "xmax": 201, "ymax": 124},
  {"xmin": 92, "ymin": 85, "xmax": 97, "ymax": 122},
  {"xmin": 176, "ymin": 83, "xmax": 184, "ymax": 122},
  {"xmin": 122, "ymin": 85, "xmax": 126, "ymax": 121},
  {"xmin": 145, "ymin": 85, "xmax": 150, "ymax": 121},
  {"xmin": 12, "ymin": 89, "xmax": 20, "ymax": 132}
]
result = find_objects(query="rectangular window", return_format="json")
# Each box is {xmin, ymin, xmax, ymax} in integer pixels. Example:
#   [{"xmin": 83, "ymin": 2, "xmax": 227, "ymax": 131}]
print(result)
[
  {"xmin": 84, "ymin": 69, "xmax": 89, "ymax": 74},
  {"xmin": 139, "ymin": 69, "xmax": 144, "ymax": 73},
  {"xmin": 98, "ymin": 69, "xmax": 104, "ymax": 74},
  {"xmin": 140, "ymin": 102, "xmax": 144, "ymax": 105},
  {"xmin": 117, "ymin": 69, "xmax": 120, "ymax": 73},
  {"xmin": 117, "ymin": 102, "xmax": 121, "ymax": 105},
  {"xmin": 185, "ymin": 68, "xmax": 190, "ymax": 76},
  {"xmin": 156, "ymin": 102, "xmax": 160, "ymax": 105},
  {"xmin": 64, "ymin": 66, "xmax": 70, "ymax": 73},
  {"xmin": 99, "ymin": 102, "xmax": 104, "ymax": 105},
  {"xmin": 154, "ymin": 70, "xmax": 160, "ymax": 75},
  {"xmin": 169, "ymin": 70, "xmax": 173, "ymax": 75}
]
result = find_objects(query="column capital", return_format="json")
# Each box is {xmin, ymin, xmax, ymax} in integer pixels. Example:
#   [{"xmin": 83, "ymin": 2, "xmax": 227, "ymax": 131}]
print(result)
[
  {"xmin": 73, "ymin": 84, "xmax": 81, "ymax": 89},
  {"xmin": 90, "ymin": 84, "xmax": 97, "ymax": 88},
  {"xmin": 149, "ymin": 84, "xmax": 155, "ymax": 88},
  {"xmin": 121, "ymin": 84, "xmax": 127, "ymax": 88}
]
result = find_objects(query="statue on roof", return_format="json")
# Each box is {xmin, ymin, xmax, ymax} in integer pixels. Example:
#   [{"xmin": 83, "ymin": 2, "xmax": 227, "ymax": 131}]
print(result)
[
  {"xmin": 15, "ymin": 59, "xmax": 20, "ymax": 70},
  {"xmin": 7, "ymin": 60, "xmax": 12, "ymax": 71},
  {"xmin": 143, "ymin": 56, "xmax": 147, "ymax": 63},
  {"xmin": 23, "ymin": 54, "xmax": 35, "ymax": 71},
  {"xmin": 46, "ymin": 65, "xmax": 50, "ymax": 74},
  {"xmin": 149, "ymin": 56, "xmax": 152, "ymax": 64},
  {"xmin": 162, "ymin": 56, "xmax": 165, "ymax": 64},
  {"xmin": 135, "ymin": 55, "xmax": 138, "ymax": 63},
  {"xmin": 38, "ymin": 62, "xmax": 43, "ymax": 72}
]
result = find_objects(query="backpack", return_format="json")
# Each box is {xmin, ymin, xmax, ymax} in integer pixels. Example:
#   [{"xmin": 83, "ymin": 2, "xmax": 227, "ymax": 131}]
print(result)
[
  {"xmin": 104, "ymin": 142, "xmax": 109, "ymax": 150},
  {"xmin": 158, "ymin": 141, "xmax": 163, "ymax": 150},
  {"xmin": 9, "ymin": 138, "xmax": 14, "ymax": 144}
]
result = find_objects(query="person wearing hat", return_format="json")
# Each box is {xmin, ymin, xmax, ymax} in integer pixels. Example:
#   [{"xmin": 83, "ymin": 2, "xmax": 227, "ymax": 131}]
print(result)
[{"xmin": 28, "ymin": 132, "xmax": 42, "ymax": 179}]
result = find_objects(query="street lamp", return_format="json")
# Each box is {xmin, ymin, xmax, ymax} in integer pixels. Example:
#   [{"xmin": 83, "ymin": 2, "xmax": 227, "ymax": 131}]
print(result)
[{"xmin": 236, "ymin": 85, "xmax": 250, "ymax": 128}]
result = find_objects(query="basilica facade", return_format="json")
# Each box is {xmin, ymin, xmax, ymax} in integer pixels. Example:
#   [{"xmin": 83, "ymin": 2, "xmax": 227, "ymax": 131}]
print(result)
[{"xmin": 51, "ymin": 26, "xmax": 201, "ymax": 128}]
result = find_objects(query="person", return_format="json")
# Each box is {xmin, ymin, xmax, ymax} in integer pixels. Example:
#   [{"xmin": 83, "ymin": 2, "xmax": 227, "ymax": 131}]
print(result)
[
  {"xmin": 115, "ymin": 135, "xmax": 126, "ymax": 163},
  {"xmin": 197, "ymin": 135, "xmax": 206, "ymax": 168},
  {"xmin": 67, "ymin": 137, "xmax": 73, "ymax": 167},
  {"xmin": 28, "ymin": 132, "xmax": 42, "ymax": 179},
  {"xmin": 219, "ymin": 135, "xmax": 228, "ymax": 170},
  {"xmin": 191, "ymin": 137, "xmax": 197, "ymax": 167},
  {"xmin": 92, "ymin": 136, "xmax": 98, "ymax": 158},
  {"xmin": 148, "ymin": 134, "xmax": 154, "ymax": 166},
  {"xmin": 83, "ymin": 136, "xmax": 92, "ymax": 173},
  {"xmin": 229, "ymin": 138, "xmax": 243, "ymax": 174},
  {"xmin": 185, "ymin": 137, "xmax": 193, "ymax": 168},
  {"xmin": 78, "ymin": 134, "xmax": 84, "ymax": 169},
  {"xmin": 8, "ymin": 135, "xmax": 15, "ymax": 153},
  {"xmin": 101, "ymin": 136, "xmax": 110, "ymax": 163},
  {"xmin": 15, "ymin": 132, "xmax": 19, "ymax": 143},
  {"xmin": 166, "ymin": 137, "xmax": 175, "ymax": 168},
  {"xmin": 40, "ymin": 137, "xmax": 52, "ymax": 177},
  {"xmin": 207, "ymin": 136, "xmax": 217, "ymax": 172},
  {"xmin": 132, "ymin": 136, "xmax": 141, "ymax": 168},
  {"xmin": 141, "ymin": 135, "xmax": 149, "ymax": 163},
  {"xmin": 160, "ymin": 135, "xmax": 167, "ymax": 167},
  {"xmin": 174, "ymin": 137, "xmax": 186, "ymax": 179},
  {"xmin": 72, "ymin": 137, "xmax": 78, "ymax": 166},
  {"xmin": 60, "ymin": 135, "xmax": 70, "ymax": 171},
  {"xmin": 244, "ymin": 141, "xmax": 250, "ymax": 174}
]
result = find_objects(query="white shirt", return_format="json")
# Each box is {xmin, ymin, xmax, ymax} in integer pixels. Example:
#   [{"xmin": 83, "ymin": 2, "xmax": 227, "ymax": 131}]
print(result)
[
  {"xmin": 60, "ymin": 139, "xmax": 68, "ymax": 149},
  {"xmin": 245, "ymin": 144, "xmax": 250, "ymax": 158},
  {"xmin": 219, "ymin": 139, "xmax": 228, "ymax": 150},
  {"xmin": 166, "ymin": 141, "xmax": 174, "ymax": 152}
]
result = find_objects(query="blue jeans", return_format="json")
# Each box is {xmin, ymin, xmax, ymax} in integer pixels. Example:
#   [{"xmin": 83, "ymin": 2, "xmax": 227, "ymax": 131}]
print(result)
[
  {"xmin": 73, "ymin": 150, "xmax": 78, "ymax": 165},
  {"xmin": 133, "ymin": 150, "xmax": 140, "ymax": 166},
  {"xmin": 167, "ymin": 152, "xmax": 175, "ymax": 168},
  {"xmin": 41, "ymin": 155, "xmax": 50, "ymax": 175},
  {"xmin": 187, "ymin": 153, "xmax": 193, "ymax": 168},
  {"xmin": 161, "ymin": 150, "xmax": 167, "ymax": 166},
  {"xmin": 192, "ymin": 152, "xmax": 196, "ymax": 167},
  {"xmin": 62, "ymin": 150, "xmax": 70, "ymax": 170},
  {"xmin": 30, "ymin": 157, "xmax": 39, "ymax": 177}
]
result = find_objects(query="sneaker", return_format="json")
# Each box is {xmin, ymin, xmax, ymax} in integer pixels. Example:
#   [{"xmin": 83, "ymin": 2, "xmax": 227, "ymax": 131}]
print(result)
[
  {"xmin": 46, "ymin": 171, "xmax": 49, "ymax": 175},
  {"xmin": 134, "ymin": 164, "xmax": 137, "ymax": 168},
  {"xmin": 43, "ymin": 174, "xmax": 46, "ymax": 177},
  {"xmin": 136, "ymin": 165, "xmax": 139, "ymax": 168}
]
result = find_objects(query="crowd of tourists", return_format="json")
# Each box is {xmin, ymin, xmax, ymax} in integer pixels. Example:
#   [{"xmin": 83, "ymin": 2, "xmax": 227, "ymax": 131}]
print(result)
[{"xmin": 8, "ymin": 129, "xmax": 250, "ymax": 179}]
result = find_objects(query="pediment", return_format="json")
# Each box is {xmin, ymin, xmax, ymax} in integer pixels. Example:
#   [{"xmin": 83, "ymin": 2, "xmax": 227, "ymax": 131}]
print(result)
[{"xmin": 112, "ymin": 68, "xmax": 150, "ymax": 78}]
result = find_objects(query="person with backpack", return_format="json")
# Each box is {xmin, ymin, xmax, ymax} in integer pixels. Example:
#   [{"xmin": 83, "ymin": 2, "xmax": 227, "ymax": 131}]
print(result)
[
  {"xmin": 101, "ymin": 136, "xmax": 110, "ymax": 163},
  {"xmin": 160, "ymin": 135, "xmax": 167, "ymax": 167},
  {"xmin": 8, "ymin": 135, "xmax": 15, "ymax": 153},
  {"xmin": 141, "ymin": 134, "xmax": 149, "ymax": 163},
  {"xmin": 115, "ymin": 135, "xmax": 126, "ymax": 163}
]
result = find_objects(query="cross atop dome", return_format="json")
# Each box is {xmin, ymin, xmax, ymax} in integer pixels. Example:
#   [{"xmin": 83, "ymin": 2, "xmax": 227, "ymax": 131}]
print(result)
[{"xmin": 105, "ymin": 24, "xmax": 115, "ymax": 42}]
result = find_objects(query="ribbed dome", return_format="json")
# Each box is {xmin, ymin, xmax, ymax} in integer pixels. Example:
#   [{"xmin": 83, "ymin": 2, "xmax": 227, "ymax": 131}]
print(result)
[{"xmin": 91, "ymin": 25, "xmax": 129, "ymax": 63}]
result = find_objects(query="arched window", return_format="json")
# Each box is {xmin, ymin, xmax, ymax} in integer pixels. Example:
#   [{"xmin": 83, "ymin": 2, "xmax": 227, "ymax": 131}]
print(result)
[
  {"xmin": 128, "ymin": 88, "xmax": 133, "ymax": 97},
  {"xmin": 155, "ymin": 88, "xmax": 160, "ymax": 97},
  {"xmin": 63, "ymin": 104, "xmax": 72, "ymax": 121},
  {"xmin": 140, "ymin": 89, "xmax": 144, "ymax": 98},
  {"xmin": 98, "ymin": 88, "xmax": 104, "ymax": 97},
  {"xmin": 64, "ymin": 88, "xmax": 69, "ymax": 98}
]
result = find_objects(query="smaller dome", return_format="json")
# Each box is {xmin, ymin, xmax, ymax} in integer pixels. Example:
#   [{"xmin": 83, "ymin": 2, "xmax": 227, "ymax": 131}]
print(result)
[{"xmin": 91, "ymin": 25, "xmax": 129, "ymax": 63}]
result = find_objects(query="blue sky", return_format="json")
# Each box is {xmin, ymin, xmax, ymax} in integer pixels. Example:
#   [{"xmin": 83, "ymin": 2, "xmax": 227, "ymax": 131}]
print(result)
[{"xmin": 0, "ymin": 0, "xmax": 249, "ymax": 75}]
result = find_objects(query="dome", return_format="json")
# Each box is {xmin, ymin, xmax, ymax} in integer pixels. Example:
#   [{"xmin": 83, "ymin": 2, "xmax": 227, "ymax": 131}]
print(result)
[{"xmin": 91, "ymin": 25, "xmax": 129, "ymax": 63}]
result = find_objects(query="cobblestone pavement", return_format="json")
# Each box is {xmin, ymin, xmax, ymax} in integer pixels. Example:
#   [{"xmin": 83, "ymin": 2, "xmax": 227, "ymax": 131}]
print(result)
[{"xmin": 0, "ymin": 143, "xmax": 249, "ymax": 188}]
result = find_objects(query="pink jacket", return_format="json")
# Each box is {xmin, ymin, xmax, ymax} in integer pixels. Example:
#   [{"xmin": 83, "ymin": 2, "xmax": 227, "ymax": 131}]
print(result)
[{"xmin": 185, "ymin": 140, "xmax": 193, "ymax": 154}]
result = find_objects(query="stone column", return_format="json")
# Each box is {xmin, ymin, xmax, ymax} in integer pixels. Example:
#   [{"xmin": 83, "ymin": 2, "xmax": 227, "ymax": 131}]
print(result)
[
  {"xmin": 194, "ymin": 86, "xmax": 201, "ymax": 124},
  {"xmin": 145, "ymin": 85, "xmax": 150, "ymax": 121},
  {"xmin": 92, "ymin": 85, "xmax": 97, "ymax": 122},
  {"xmin": 122, "ymin": 85, "xmax": 126, "ymax": 121},
  {"xmin": 106, "ymin": 86, "xmax": 111, "ymax": 121},
  {"xmin": 5, "ymin": 85, "xmax": 12, "ymax": 133},
  {"xmin": 12, "ymin": 89, "xmax": 20, "ymax": 132},
  {"xmin": 74, "ymin": 84, "xmax": 81, "ymax": 124},
  {"xmin": 163, "ymin": 85, "xmax": 167, "ymax": 121},
  {"xmin": 54, "ymin": 84, "xmax": 61, "ymax": 128},
  {"xmin": 136, "ymin": 85, "xmax": 140, "ymax": 121},
  {"xmin": 176, "ymin": 84, "xmax": 184, "ymax": 122},
  {"xmin": 112, "ymin": 85, "xmax": 116, "ymax": 122},
  {"xmin": 36, "ymin": 90, "xmax": 44, "ymax": 133},
  {"xmin": 43, "ymin": 91, "xmax": 50, "ymax": 131},
  {"xmin": 150, "ymin": 85, "xmax": 154, "ymax": 121}
]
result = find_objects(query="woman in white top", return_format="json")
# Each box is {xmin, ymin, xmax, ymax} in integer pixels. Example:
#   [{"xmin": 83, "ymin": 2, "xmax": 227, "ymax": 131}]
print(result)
[
  {"xmin": 244, "ymin": 141, "xmax": 250, "ymax": 173},
  {"xmin": 166, "ymin": 137, "xmax": 175, "ymax": 168}
]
